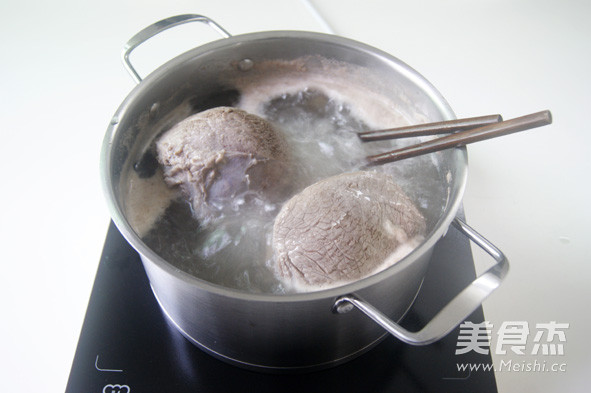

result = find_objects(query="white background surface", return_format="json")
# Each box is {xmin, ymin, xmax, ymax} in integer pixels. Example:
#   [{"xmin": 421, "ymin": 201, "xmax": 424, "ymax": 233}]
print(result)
[{"xmin": 1, "ymin": 0, "xmax": 589, "ymax": 392}]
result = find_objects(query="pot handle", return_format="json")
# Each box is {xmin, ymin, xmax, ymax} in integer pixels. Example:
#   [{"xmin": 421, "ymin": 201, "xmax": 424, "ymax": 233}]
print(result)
[
  {"xmin": 332, "ymin": 217, "xmax": 509, "ymax": 345},
  {"xmin": 121, "ymin": 14, "xmax": 232, "ymax": 84}
]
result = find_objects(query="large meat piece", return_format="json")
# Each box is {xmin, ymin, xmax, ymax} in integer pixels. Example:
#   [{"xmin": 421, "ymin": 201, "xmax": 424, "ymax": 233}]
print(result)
[
  {"xmin": 272, "ymin": 171, "xmax": 426, "ymax": 291},
  {"xmin": 156, "ymin": 107, "xmax": 291, "ymax": 222}
]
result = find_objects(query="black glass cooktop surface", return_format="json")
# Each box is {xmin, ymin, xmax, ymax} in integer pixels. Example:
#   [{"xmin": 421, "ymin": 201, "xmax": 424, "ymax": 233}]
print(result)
[{"xmin": 66, "ymin": 213, "xmax": 497, "ymax": 393}]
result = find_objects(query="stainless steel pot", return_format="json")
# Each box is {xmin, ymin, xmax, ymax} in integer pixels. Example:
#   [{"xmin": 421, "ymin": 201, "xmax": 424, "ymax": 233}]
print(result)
[{"xmin": 100, "ymin": 14, "xmax": 508, "ymax": 372}]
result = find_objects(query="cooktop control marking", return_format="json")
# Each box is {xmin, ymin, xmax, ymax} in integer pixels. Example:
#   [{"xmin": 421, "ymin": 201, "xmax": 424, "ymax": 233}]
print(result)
[
  {"xmin": 95, "ymin": 355, "xmax": 124, "ymax": 373},
  {"xmin": 103, "ymin": 383, "xmax": 131, "ymax": 393}
]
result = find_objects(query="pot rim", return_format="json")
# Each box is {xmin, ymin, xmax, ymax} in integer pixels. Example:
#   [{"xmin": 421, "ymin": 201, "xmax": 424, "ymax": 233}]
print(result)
[{"xmin": 100, "ymin": 30, "xmax": 468, "ymax": 303}]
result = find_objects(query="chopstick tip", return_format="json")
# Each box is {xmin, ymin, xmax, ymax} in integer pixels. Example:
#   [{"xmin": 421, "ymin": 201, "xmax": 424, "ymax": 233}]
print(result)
[{"xmin": 544, "ymin": 110, "xmax": 553, "ymax": 124}]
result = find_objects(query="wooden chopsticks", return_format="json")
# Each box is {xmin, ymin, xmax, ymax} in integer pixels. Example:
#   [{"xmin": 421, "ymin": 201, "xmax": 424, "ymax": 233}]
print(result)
[{"xmin": 362, "ymin": 110, "xmax": 552, "ymax": 166}]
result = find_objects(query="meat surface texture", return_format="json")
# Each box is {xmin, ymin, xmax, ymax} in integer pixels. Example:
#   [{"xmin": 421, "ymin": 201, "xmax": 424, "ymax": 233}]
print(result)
[
  {"xmin": 155, "ymin": 107, "xmax": 291, "ymax": 222},
  {"xmin": 272, "ymin": 171, "xmax": 426, "ymax": 291}
]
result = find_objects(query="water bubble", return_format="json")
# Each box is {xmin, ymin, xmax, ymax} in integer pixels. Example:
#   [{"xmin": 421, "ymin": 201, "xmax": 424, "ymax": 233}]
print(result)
[{"xmin": 238, "ymin": 58, "xmax": 253, "ymax": 71}]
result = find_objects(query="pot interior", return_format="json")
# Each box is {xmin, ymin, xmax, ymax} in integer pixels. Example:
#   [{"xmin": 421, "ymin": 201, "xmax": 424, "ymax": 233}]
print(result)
[{"xmin": 102, "ymin": 31, "xmax": 466, "ymax": 295}]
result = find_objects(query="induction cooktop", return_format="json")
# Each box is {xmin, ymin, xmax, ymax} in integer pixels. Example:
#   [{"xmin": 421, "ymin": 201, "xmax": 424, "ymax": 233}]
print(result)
[{"xmin": 66, "ymin": 211, "xmax": 497, "ymax": 393}]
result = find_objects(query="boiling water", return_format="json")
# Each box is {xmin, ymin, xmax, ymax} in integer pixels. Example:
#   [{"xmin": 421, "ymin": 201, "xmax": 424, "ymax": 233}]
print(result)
[{"xmin": 127, "ymin": 87, "xmax": 449, "ymax": 294}]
